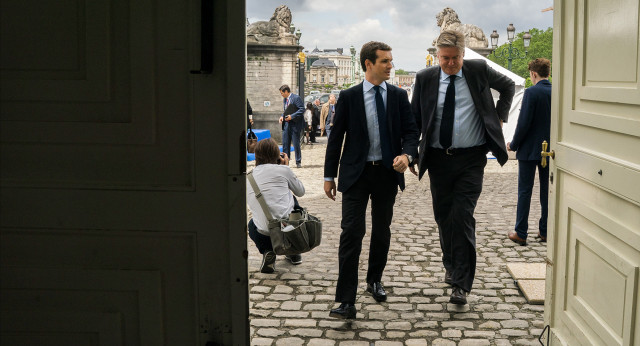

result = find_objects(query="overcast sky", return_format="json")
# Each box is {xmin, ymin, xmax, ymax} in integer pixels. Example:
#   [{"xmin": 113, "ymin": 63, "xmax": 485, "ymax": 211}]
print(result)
[{"xmin": 247, "ymin": 0, "xmax": 553, "ymax": 72}]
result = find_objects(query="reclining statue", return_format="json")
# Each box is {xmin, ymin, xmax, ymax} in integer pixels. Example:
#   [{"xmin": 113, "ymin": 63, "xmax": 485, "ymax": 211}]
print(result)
[{"xmin": 433, "ymin": 7, "xmax": 488, "ymax": 49}]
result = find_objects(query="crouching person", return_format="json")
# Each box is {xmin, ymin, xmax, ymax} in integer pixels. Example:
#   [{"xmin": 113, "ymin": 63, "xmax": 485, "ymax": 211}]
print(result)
[{"xmin": 247, "ymin": 138, "xmax": 305, "ymax": 273}]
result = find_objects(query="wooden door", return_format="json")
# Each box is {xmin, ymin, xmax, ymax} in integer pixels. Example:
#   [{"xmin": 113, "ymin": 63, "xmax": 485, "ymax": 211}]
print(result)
[
  {"xmin": 545, "ymin": 0, "xmax": 640, "ymax": 345},
  {"xmin": 0, "ymin": 0, "xmax": 248, "ymax": 344}
]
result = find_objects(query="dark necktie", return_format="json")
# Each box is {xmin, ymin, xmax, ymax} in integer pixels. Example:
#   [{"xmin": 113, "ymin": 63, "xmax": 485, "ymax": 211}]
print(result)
[
  {"xmin": 440, "ymin": 75, "xmax": 456, "ymax": 149},
  {"xmin": 373, "ymin": 85, "xmax": 393, "ymax": 168}
]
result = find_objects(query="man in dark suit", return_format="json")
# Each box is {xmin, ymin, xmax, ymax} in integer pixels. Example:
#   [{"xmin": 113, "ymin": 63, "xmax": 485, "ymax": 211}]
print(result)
[
  {"xmin": 279, "ymin": 85, "xmax": 305, "ymax": 168},
  {"xmin": 410, "ymin": 30, "xmax": 515, "ymax": 305},
  {"xmin": 324, "ymin": 41, "xmax": 419, "ymax": 319},
  {"xmin": 507, "ymin": 58, "xmax": 552, "ymax": 245}
]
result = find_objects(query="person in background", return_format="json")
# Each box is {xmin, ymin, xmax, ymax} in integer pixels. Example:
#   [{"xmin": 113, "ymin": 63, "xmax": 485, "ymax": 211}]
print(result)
[
  {"xmin": 246, "ymin": 138, "xmax": 304, "ymax": 272},
  {"xmin": 507, "ymin": 58, "xmax": 552, "ymax": 246},
  {"xmin": 311, "ymin": 99, "xmax": 320, "ymax": 143},
  {"xmin": 304, "ymin": 102, "xmax": 314, "ymax": 145},
  {"xmin": 279, "ymin": 85, "xmax": 305, "ymax": 168},
  {"xmin": 321, "ymin": 94, "xmax": 337, "ymax": 139}
]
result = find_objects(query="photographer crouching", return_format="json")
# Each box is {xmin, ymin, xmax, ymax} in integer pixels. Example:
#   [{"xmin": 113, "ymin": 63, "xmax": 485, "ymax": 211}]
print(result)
[{"xmin": 247, "ymin": 138, "xmax": 306, "ymax": 273}]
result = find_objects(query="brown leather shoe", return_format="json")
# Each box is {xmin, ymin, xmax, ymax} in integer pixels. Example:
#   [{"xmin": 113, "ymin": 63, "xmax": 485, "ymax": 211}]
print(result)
[
  {"xmin": 537, "ymin": 233, "xmax": 547, "ymax": 242},
  {"xmin": 508, "ymin": 231, "xmax": 527, "ymax": 246}
]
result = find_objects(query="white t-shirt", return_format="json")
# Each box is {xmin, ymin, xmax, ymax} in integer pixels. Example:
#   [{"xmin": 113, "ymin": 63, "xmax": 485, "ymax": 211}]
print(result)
[
  {"xmin": 247, "ymin": 164, "xmax": 305, "ymax": 235},
  {"xmin": 304, "ymin": 109, "xmax": 313, "ymax": 126}
]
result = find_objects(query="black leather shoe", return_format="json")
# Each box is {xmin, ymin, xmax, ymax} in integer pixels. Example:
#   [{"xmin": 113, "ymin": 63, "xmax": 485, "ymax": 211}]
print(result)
[
  {"xmin": 444, "ymin": 270, "xmax": 453, "ymax": 285},
  {"xmin": 450, "ymin": 286, "xmax": 468, "ymax": 305},
  {"xmin": 329, "ymin": 303, "xmax": 356, "ymax": 319},
  {"xmin": 366, "ymin": 282, "xmax": 387, "ymax": 302}
]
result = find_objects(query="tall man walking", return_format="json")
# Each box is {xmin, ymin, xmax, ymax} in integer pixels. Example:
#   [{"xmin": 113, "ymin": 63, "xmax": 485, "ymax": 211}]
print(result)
[
  {"xmin": 279, "ymin": 85, "xmax": 305, "ymax": 168},
  {"xmin": 324, "ymin": 41, "xmax": 419, "ymax": 319},
  {"xmin": 507, "ymin": 58, "xmax": 552, "ymax": 245},
  {"xmin": 410, "ymin": 30, "xmax": 515, "ymax": 305}
]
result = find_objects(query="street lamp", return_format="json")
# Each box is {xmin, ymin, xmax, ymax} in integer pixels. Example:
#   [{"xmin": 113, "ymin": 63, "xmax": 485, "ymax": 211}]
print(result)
[
  {"xmin": 490, "ymin": 24, "xmax": 532, "ymax": 71},
  {"xmin": 350, "ymin": 45, "xmax": 356, "ymax": 84},
  {"xmin": 295, "ymin": 29, "xmax": 302, "ymax": 44},
  {"xmin": 298, "ymin": 51, "xmax": 305, "ymax": 98}
]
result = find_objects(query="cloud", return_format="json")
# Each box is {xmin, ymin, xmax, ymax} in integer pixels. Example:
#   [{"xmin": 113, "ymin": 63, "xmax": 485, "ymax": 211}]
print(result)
[{"xmin": 247, "ymin": 0, "xmax": 553, "ymax": 71}]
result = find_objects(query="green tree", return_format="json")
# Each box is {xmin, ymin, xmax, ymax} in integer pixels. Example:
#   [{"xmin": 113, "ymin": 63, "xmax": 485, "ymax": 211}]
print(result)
[
  {"xmin": 488, "ymin": 27, "xmax": 553, "ymax": 80},
  {"xmin": 395, "ymin": 69, "xmax": 409, "ymax": 75}
]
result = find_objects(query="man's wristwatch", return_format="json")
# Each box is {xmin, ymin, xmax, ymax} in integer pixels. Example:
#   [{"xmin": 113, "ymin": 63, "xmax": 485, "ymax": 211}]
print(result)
[{"xmin": 404, "ymin": 154, "xmax": 413, "ymax": 164}]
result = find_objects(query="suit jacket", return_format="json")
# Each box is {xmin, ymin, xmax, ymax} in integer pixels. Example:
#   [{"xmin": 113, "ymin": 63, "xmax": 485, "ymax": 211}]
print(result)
[
  {"xmin": 411, "ymin": 59, "xmax": 515, "ymax": 179},
  {"xmin": 282, "ymin": 93, "xmax": 305, "ymax": 132},
  {"xmin": 320, "ymin": 102, "xmax": 336, "ymax": 131},
  {"xmin": 324, "ymin": 82, "xmax": 419, "ymax": 192},
  {"xmin": 509, "ymin": 79, "xmax": 551, "ymax": 161}
]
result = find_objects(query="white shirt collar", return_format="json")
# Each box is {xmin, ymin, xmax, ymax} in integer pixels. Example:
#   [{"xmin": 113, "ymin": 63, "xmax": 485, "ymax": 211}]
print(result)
[
  {"xmin": 440, "ymin": 68, "xmax": 463, "ymax": 82},
  {"xmin": 363, "ymin": 79, "xmax": 387, "ymax": 93}
]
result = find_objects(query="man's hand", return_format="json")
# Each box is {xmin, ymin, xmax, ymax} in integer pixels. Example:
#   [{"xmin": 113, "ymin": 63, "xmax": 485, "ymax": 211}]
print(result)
[
  {"xmin": 285, "ymin": 115, "xmax": 292, "ymax": 122},
  {"xmin": 409, "ymin": 162, "xmax": 419, "ymax": 176},
  {"xmin": 507, "ymin": 142, "xmax": 512, "ymax": 151},
  {"xmin": 324, "ymin": 180, "xmax": 336, "ymax": 201},
  {"xmin": 279, "ymin": 116, "xmax": 284, "ymax": 124},
  {"xmin": 392, "ymin": 155, "xmax": 410, "ymax": 173},
  {"xmin": 500, "ymin": 119, "xmax": 504, "ymax": 128}
]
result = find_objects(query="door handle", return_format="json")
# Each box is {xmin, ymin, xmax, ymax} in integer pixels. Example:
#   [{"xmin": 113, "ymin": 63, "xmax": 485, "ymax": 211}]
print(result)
[{"xmin": 541, "ymin": 140, "xmax": 555, "ymax": 168}]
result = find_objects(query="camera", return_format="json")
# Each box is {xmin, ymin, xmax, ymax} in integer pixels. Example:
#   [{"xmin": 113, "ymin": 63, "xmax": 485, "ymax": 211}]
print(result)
[{"xmin": 278, "ymin": 153, "xmax": 285, "ymax": 164}]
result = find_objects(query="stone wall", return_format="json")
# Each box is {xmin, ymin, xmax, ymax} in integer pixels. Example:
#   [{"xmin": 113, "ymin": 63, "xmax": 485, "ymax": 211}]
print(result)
[{"xmin": 247, "ymin": 43, "xmax": 302, "ymax": 143}]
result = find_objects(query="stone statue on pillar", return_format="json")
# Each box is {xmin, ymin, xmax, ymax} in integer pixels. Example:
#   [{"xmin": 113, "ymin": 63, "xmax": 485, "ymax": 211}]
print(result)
[
  {"xmin": 433, "ymin": 7, "xmax": 488, "ymax": 49},
  {"xmin": 247, "ymin": 5, "xmax": 297, "ymax": 45}
]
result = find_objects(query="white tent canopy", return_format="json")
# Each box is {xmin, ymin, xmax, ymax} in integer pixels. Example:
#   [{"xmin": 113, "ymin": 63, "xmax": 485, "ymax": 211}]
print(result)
[{"xmin": 464, "ymin": 48, "xmax": 526, "ymax": 158}]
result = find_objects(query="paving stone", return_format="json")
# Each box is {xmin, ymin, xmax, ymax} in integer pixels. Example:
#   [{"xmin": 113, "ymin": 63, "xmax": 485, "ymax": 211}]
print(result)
[
  {"xmin": 275, "ymin": 337, "xmax": 304, "ymax": 345},
  {"xmin": 358, "ymin": 331, "xmax": 382, "ymax": 340},
  {"xmin": 387, "ymin": 331, "xmax": 407, "ymax": 345},
  {"xmin": 280, "ymin": 301, "xmax": 302, "ymax": 310},
  {"xmin": 307, "ymin": 339, "xmax": 335, "ymax": 346},
  {"xmin": 325, "ymin": 330, "xmax": 356, "ymax": 339},
  {"xmin": 256, "ymin": 328, "xmax": 286, "ymax": 337},
  {"xmin": 272, "ymin": 311, "xmax": 309, "ymax": 318},
  {"xmin": 500, "ymin": 329, "xmax": 529, "ymax": 336},
  {"xmin": 385, "ymin": 321, "xmax": 412, "ymax": 330},
  {"xmin": 283, "ymin": 319, "xmax": 316, "ymax": 327},
  {"xmin": 458, "ymin": 339, "xmax": 490, "ymax": 346},
  {"xmin": 251, "ymin": 337, "xmax": 274, "ymax": 345},
  {"xmin": 376, "ymin": 340, "xmax": 404, "ymax": 345},
  {"xmin": 501, "ymin": 319, "xmax": 529, "ymax": 328},
  {"xmin": 431, "ymin": 338, "xmax": 457, "ymax": 346},
  {"xmin": 251, "ymin": 319, "xmax": 280, "ymax": 327},
  {"xmin": 442, "ymin": 329, "xmax": 462, "ymax": 338},
  {"xmin": 441, "ymin": 321, "xmax": 474, "ymax": 329},
  {"xmin": 478, "ymin": 321, "xmax": 502, "ymax": 330}
]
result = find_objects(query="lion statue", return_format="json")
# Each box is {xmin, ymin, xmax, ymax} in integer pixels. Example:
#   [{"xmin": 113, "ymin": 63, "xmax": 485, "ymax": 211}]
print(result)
[
  {"xmin": 432, "ymin": 7, "xmax": 488, "ymax": 49},
  {"xmin": 247, "ymin": 5, "xmax": 293, "ymax": 37}
]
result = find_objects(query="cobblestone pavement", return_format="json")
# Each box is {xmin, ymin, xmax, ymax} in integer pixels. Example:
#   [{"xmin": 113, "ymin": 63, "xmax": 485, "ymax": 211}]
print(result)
[{"xmin": 247, "ymin": 137, "xmax": 547, "ymax": 346}]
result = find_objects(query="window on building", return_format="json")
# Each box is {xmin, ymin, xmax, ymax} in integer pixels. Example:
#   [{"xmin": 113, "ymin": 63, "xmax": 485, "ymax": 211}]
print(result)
[
  {"xmin": 330, "ymin": 76, "xmax": 334, "ymax": 83},
  {"xmin": 321, "ymin": 76, "xmax": 325, "ymax": 83}
]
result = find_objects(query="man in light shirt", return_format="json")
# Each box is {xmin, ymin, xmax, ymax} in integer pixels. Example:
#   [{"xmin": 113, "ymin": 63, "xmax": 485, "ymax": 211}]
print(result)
[{"xmin": 324, "ymin": 41, "xmax": 419, "ymax": 319}]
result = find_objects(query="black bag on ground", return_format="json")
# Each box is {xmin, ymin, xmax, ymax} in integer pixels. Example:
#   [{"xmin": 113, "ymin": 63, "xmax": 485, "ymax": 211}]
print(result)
[{"xmin": 247, "ymin": 171, "xmax": 322, "ymax": 255}]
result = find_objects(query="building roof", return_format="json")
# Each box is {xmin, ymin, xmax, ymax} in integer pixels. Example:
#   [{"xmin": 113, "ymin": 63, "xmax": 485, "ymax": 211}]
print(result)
[{"xmin": 311, "ymin": 58, "xmax": 336, "ymax": 67}]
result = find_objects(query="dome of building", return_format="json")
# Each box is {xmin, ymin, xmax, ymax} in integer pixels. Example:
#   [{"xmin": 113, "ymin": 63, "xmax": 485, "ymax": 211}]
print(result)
[{"xmin": 311, "ymin": 58, "xmax": 336, "ymax": 67}]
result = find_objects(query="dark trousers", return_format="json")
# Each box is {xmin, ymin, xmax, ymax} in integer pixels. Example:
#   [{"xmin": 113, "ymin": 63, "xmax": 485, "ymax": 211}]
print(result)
[
  {"xmin": 427, "ymin": 148, "xmax": 487, "ymax": 292},
  {"xmin": 282, "ymin": 122, "xmax": 302, "ymax": 164},
  {"xmin": 335, "ymin": 164, "xmax": 398, "ymax": 304},
  {"xmin": 248, "ymin": 219, "xmax": 273, "ymax": 254},
  {"xmin": 310, "ymin": 122, "xmax": 317, "ymax": 142},
  {"xmin": 515, "ymin": 160, "xmax": 549, "ymax": 239}
]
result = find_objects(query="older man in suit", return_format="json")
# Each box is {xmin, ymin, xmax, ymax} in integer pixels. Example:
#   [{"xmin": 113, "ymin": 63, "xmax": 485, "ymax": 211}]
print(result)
[
  {"xmin": 507, "ymin": 58, "xmax": 552, "ymax": 245},
  {"xmin": 410, "ymin": 30, "xmax": 515, "ymax": 305},
  {"xmin": 279, "ymin": 85, "xmax": 305, "ymax": 168},
  {"xmin": 324, "ymin": 41, "xmax": 419, "ymax": 319}
]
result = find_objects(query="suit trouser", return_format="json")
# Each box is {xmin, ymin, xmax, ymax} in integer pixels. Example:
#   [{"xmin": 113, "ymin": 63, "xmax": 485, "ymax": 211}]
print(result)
[
  {"xmin": 282, "ymin": 122, "xmax": 302, "ymax": 164},
  {"xmin": 427, "ymin": 148, "xmax": 486, "ymax": 293},
  {"xmin": 335, "ymin": 164, "xmax": 398, "ymax": 304},
  {"xmin": 515, "ymin": 160, "xmax": 549, "ymax": 239}
]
